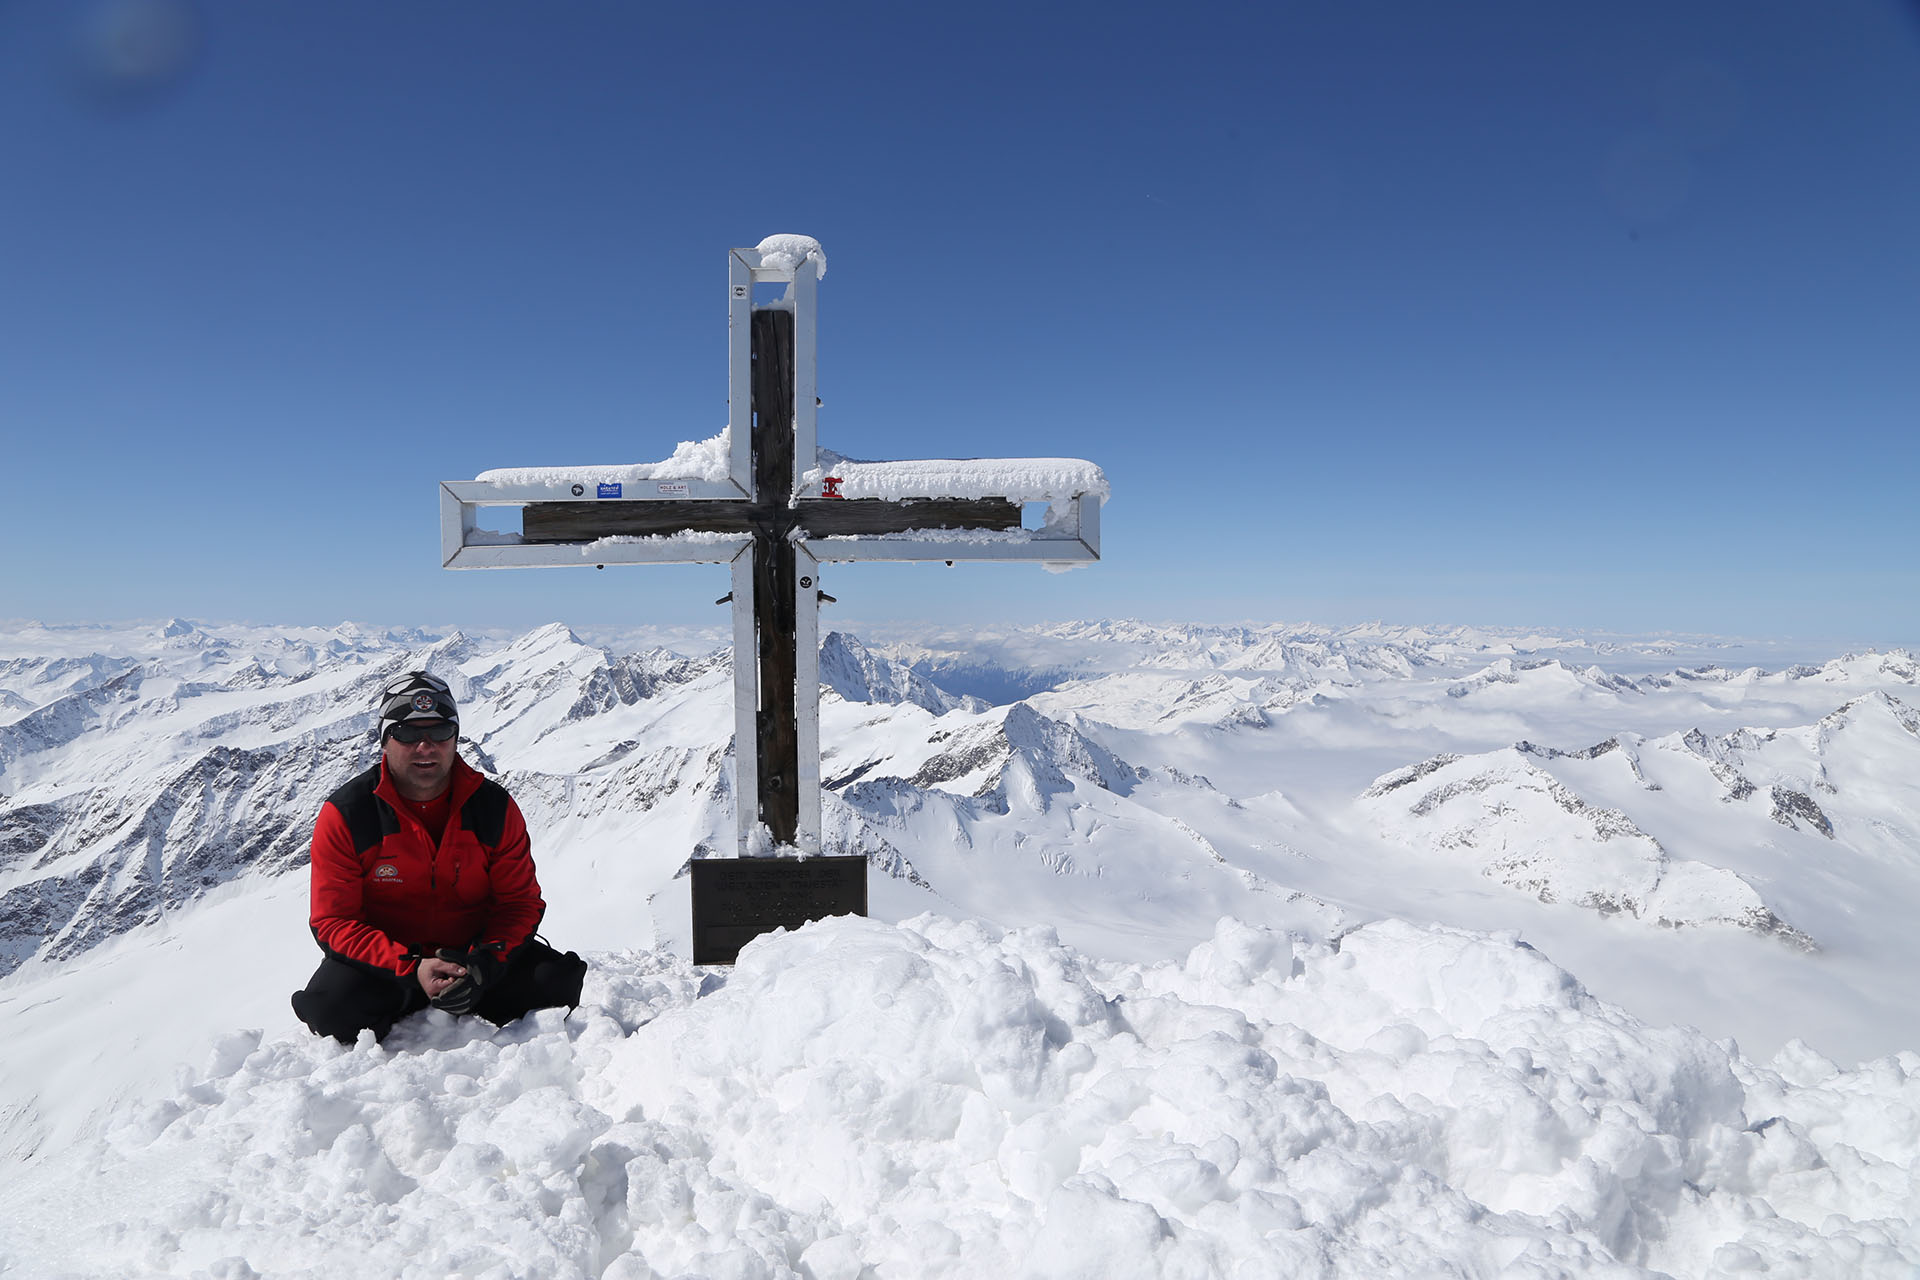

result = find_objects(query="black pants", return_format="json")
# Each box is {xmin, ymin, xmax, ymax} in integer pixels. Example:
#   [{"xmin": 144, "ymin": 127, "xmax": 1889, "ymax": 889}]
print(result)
[{"xmin": 291, "ymin": 939, "xmax": 588, "ymax": 1044}]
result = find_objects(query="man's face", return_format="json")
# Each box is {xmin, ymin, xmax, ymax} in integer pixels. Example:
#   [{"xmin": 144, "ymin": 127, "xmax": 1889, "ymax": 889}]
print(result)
[{"xmin": 383, "ymin": 719, "xmax": 457, "ymax": 798}]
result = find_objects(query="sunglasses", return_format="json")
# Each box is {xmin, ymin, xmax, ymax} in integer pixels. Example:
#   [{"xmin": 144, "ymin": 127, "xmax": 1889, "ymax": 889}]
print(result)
[{"xmin": 388, "ymin": 721, "xmax": 458, "ymax": 744}]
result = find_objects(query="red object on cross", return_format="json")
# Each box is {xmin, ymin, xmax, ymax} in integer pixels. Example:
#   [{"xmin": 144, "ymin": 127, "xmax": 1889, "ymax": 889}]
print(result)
[{"xmin": 821, "ymin": 476, "xmax": 843, "ymax": 498}]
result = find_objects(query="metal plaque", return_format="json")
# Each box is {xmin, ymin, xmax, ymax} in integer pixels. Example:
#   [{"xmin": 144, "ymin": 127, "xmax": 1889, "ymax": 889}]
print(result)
[{"xmin": 689, "ymin": 855, "xmax": 868, "ymax": 966}]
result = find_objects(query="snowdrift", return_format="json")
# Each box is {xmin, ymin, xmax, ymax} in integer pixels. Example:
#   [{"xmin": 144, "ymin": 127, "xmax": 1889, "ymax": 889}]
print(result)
[{"xmin": 3, "ymin": 915, "xmax": 1913, "ymax": 1278}]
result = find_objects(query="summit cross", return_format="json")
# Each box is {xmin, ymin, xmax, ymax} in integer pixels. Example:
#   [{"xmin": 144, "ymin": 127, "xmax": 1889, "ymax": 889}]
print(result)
[{"xmin": 440, "ymin": 236, "xmax": 1106, "ymax": 960}]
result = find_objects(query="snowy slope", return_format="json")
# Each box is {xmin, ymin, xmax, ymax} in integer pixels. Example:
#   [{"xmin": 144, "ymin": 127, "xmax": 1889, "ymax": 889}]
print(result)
[
  {"xmin": 1356, "ymin": 746, "xmax": 1813, "ymax": 945},
  {"xmin": 1, "ymin": 618, "xmax": 1917, "ymax": 1276}
]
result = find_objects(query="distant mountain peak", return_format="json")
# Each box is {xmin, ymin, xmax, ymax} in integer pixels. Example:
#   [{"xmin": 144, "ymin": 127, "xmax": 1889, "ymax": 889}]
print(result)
[
  {"xmin": 512, "ymin": 621, "xmax": 587, "ymax": 651},
  {"xmin": 1822, "ymin": 689, "xmax": 1920, "ymax": 737},
  {"xmin": 1360, "ymin": 747, "xmax": 1813, "ymax": 948},
  {"xmin": 820, "ymin": 631, "xmax": 980, "ymax": 715}
]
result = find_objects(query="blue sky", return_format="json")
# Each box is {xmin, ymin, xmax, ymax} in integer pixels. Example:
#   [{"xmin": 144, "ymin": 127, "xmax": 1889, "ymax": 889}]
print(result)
[{"xmin": 3, "ymin": 1, "xmax": 1916, "ymax": 647}]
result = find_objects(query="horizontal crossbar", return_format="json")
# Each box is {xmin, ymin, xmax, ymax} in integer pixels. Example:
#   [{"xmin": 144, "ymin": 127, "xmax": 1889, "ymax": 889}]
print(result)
[
  {"xmin": 521, "ymin": 498, "xmax": 1022, "ymax": 542},
  {"xmin": 442, "ymin": 536, "xmax": 751, "ymax": 569},
  {"xmin": 801, "ymin": 535, "xmax": 1096, "ymax": 563},
  {"xmin": 442, "ymin": 478, "xmax": 750, "ymax": 505}
]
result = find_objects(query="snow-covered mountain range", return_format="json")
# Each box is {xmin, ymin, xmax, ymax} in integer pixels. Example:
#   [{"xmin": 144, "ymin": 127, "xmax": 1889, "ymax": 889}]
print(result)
[{"xmin": 2, "ymin": 618, "xmax": 1916, "ymax": 1276}]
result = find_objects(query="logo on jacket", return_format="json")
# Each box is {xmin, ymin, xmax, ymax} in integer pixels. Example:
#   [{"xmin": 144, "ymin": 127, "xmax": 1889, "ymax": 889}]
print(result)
[{"xmin": 373, "ymin": 863, "xmax": 402, "ymax": 882}]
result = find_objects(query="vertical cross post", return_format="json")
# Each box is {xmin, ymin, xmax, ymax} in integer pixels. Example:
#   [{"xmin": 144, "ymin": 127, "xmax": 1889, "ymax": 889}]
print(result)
[{"xmin": 750, "ymin": 306, "xmax": 800, "ymax": 845}]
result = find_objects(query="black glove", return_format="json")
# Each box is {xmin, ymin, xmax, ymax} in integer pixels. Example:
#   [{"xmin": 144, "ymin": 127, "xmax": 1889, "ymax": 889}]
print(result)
[{"xmin": 430, "ymin": 945, "xmax": 505, "ymax": 1015}]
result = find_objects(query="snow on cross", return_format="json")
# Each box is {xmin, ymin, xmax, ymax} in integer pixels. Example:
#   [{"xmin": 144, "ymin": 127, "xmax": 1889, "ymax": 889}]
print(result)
[{"xmin": 439, "ymin": 236, "xmax": 1107, "ymax": 961}]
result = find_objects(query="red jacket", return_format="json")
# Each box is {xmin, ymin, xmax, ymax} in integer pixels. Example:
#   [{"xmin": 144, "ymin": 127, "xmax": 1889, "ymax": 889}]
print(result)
[{"xmin": 308, "ymin": 757, "xmax": 545, "ymax": 976}]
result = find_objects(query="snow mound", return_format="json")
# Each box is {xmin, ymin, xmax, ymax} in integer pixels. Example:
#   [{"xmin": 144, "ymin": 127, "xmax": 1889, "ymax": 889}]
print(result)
[
  {"xmin": 755, "ymin": 233, "xmax": 826, "ymax": 279},
  {"xmin": 2, "ymin": 916, "xmax": 1913, "ymax": 1278},
  {"xmin": 474, "ymin": 428, "xmax": 735, "ymax": 488},
  {"xmin": 813, "ymin": 449, "xmax": 1109, "ymax": 504}
]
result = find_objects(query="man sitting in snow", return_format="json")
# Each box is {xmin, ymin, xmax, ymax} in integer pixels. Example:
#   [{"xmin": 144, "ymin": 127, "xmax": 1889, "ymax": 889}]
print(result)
[{"xmin": 290, "ymin": 672, "xmax": 586, "ymax": 1043}]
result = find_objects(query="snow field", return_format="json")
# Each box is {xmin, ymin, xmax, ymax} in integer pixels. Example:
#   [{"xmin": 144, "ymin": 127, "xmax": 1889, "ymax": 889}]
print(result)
[{"xmin": 3, "ymin": 914, "xmax": 1913, "ymax": 1278}]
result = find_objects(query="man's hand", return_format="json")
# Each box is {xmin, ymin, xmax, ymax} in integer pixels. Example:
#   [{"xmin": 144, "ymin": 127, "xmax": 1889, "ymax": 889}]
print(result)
[
  {"xmin": 428, "ymin": 945, "xmax": 505, "ymax": 1015},
  {"xmin": 416, "ymin": 954, "xmax": 467, "ymax": 999}
]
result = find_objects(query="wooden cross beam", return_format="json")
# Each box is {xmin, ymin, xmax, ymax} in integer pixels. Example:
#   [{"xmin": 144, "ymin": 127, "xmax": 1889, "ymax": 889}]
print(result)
[{"xmin": 440, "ymin": 237, "xmax": 1106, "ymax": 960}]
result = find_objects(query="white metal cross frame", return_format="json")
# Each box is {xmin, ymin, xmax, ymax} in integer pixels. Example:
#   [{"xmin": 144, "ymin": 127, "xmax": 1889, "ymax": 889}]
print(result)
[{"xmin": 441, "ymin": 239, "xmax": 1105, "ymax": 857}]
